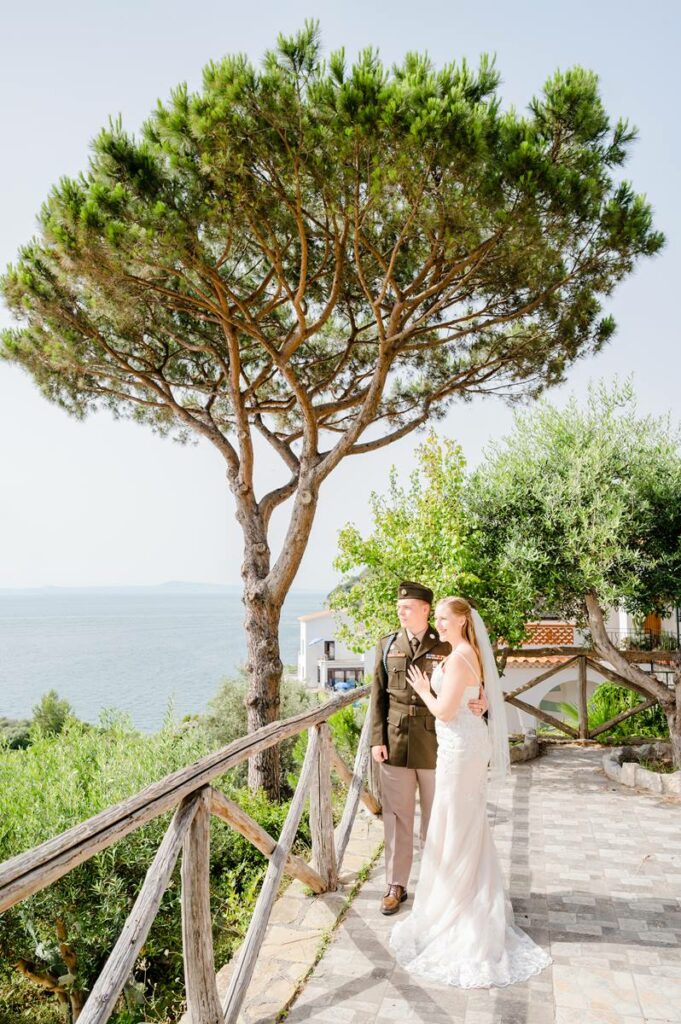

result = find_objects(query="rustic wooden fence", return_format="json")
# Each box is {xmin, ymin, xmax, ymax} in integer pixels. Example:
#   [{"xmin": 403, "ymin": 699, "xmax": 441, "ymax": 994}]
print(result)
[
  {"xmin": 0, "ymin": 684, "xmax": 377, "ymax": 1024},
  {"xmin": 1, "ymin": 647, "xmax": 672, "ymax": 1022},
  {"xmin": 501, "ymin": 647, "xmax": 672, "ymax": 739}
]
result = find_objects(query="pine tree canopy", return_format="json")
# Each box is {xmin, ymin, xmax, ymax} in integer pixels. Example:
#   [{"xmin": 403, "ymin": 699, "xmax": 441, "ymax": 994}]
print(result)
[{"xmin": 1, "ymin": 21, "xmax": 664, "ymax": 497}]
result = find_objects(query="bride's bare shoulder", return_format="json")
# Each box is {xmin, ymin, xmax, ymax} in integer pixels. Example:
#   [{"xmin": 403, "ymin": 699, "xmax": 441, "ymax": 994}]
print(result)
[{"xmin": 455, "ymin": 642, "xmax": 480, "ymax": 672}]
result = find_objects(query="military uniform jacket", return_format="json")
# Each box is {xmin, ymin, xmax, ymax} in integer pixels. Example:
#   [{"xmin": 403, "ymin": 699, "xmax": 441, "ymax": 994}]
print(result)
[{"xmin": 370, "ymin": 626, "xmax": 451, "ymax": 769}]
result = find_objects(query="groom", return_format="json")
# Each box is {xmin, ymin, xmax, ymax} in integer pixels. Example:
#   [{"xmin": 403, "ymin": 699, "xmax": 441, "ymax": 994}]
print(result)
[{"xmin": 370, "ymin": 580, "xmax": 487, "ymax": 915}]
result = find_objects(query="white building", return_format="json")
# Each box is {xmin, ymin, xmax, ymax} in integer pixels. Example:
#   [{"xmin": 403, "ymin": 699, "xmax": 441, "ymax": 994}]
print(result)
[{"xmin": 297, "ymin": 610, "xmax": 369, "ymax": 688}]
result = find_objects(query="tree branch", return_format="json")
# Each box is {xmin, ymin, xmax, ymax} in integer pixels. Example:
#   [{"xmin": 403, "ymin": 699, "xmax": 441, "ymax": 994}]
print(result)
[{"xmin": 585, "ymin": 591, "xmax": 673, "ymax": 705}]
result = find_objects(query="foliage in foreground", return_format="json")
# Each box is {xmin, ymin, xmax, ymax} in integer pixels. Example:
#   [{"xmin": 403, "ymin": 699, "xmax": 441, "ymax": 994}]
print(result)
[
  {"xmin": 0, "ymin": 674, "xmax": 364, "ymax": 1023},
  {"xmin": 0, "ymin": 705, "xmax": 310, "ymax": 1022}
]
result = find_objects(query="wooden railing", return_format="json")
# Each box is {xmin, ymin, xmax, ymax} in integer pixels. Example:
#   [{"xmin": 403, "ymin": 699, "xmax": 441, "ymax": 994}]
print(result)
[
  {"xmin": 0, "ymin": 685, "xmax": 377, "ymax": 1024},
  {"xmin": 501, "ymin": 647, "xmax": 673, "ymax": 739},
  {"xmin": 2, "ymin": 647, "xmax": 673, "ymax": 1022}
]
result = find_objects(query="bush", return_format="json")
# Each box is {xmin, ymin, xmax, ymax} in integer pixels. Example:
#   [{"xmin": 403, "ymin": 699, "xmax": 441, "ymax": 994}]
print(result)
[
  {"xmin": 0, "ymin": 716, "xmax": 32, "ymax": 750},
  {"xmin": 560, "ymin": 682, "xmax": 669, "ymax": 740},
  {"xmin": 31, "ymin": 691, "xmax": 75, "ymax": 737},
  {"xmin": 0, "ymin": 709, "xmax": 311, "ymax": 1023},
  {"xmin": 0, "ymin": 689, "xmax": 78, "ymax": 755},
  {"xmin": 327, "ymin": 702, "xmax": 365, "ymax": 765}
]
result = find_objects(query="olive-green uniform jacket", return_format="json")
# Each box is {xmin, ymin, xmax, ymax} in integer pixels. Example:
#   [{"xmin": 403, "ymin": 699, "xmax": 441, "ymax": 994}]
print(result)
[{"xmin": 370, "ymin": 626, "xmax": 451, "ymax": 769}]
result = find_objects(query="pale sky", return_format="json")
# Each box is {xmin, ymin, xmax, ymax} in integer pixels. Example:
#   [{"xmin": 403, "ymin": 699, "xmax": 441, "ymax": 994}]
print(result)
[{"xmin": 0, "ymin": 0, "xmax": 678, "ymax": 592}]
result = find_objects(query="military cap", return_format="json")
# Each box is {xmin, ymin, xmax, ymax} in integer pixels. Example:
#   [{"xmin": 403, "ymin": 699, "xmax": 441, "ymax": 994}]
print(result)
[{"xmin": 397, "ymin": 580, "xmax": 433, "ymax": 603}]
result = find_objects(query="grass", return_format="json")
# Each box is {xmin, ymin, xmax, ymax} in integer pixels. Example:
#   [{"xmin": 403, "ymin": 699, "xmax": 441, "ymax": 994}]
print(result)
[{"xmin": 638, "ymin": 757, "xmax": 676, "ymax": 774}]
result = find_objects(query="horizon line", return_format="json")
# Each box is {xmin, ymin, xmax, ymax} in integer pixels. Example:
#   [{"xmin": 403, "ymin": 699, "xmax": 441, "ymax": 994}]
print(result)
[{"xmin": 0, "ymin": 580, "xmax": 330, "ymax": 594}]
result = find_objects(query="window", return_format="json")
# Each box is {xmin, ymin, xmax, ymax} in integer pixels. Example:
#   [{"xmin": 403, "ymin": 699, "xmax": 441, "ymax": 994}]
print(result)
[{"xmin": 328, "ymin": 668, "xmax": 364, "ymax": 685}]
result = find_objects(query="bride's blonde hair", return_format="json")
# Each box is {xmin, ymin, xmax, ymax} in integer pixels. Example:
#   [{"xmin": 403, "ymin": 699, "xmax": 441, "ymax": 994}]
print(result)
[{"xmin": 435, "ymin": 596, "xmax": 484, "ymax": 683}]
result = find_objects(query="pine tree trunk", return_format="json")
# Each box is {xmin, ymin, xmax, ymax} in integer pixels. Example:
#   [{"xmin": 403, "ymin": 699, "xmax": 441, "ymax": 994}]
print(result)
[
  {"xmin": 236, "ymin": 474, "xmax": 320, "ymax": 801},
  {"xmin": 243, "ymin": 588, "xmax": 283, "ymax": 800}
]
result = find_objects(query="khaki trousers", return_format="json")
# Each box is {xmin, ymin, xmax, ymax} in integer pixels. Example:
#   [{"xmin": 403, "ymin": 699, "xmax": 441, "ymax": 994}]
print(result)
[{"xmin": 380, "ymin": 763, "xmax": 436, "ymax": 888}]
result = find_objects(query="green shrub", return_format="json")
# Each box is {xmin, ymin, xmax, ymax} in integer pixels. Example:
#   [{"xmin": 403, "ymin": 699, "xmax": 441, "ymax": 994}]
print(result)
[
  {"xmin": 31, "ymin": 691, "xmax": 75, "ymax": 738},
  {"xmin": 0, "ymin": 710, "xmax": 311, "ymax": 1023},
  {"xmin": 559, "ymin": 682, "xmax": 669, "ymax": 740},
  {"xmin": 0, "ymin": 717, "xmax": 32, "ymax": 750},
  {"xmin": 0, "ymin": 689, "xmax": 78, "ymax": 755},
  {"xmin": 327, "ymin": 702, "xmax": 365, "ymax": 765}
]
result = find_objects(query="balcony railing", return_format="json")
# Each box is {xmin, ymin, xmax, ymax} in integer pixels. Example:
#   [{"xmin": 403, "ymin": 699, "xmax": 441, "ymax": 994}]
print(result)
[{"xmin": 604, "ymin": 628, "xmax": 680, "ymax": 652}]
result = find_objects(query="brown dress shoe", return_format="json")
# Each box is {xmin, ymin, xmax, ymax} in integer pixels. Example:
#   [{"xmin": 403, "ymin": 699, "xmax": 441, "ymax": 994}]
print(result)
[{"xmin": 381, "ymin": 883, "xmax": 408, "ymax": 915}]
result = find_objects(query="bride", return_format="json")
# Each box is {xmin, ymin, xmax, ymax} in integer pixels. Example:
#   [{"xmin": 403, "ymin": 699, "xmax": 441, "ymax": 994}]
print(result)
[{"xmin": 389, "ymin": 596, "xmax": 553, "ymax": 988}]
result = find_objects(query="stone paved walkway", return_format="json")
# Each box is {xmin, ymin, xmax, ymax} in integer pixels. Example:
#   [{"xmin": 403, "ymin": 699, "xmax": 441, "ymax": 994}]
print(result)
[{"xmin": 285, "ymin": 746, "xmax": 681, "ymax": 1024}]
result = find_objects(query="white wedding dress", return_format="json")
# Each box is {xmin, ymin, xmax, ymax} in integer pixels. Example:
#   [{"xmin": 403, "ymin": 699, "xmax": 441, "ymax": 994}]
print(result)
[{"xmin": 389, "ymin": 656, "xmax": 553, "ymax": 988}]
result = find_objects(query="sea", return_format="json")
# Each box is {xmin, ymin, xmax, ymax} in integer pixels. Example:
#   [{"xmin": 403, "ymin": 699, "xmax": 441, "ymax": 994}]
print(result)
[{"xmin": 0, "ymin": 585, "xmax": 327, "ymax": 732}]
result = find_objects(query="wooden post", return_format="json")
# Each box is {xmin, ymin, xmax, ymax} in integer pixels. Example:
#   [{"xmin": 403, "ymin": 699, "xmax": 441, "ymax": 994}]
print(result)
[
  {"xmin": 78, "ymin": 793, "xmax": 200, "ymax": 1024},
  {"xmin": 335, "ymin": 708, "xmax": 373, "ymax": 870},
  {"xmin": 181, "ymin": 787, "xmax": 222, "ymax": 1024},
  {"xmin": 222, "ymin": 728, "xmax": 320, "ymax": 1024},
  {"xmin": 309, "ymin": 723, "xmax": 338, "ymax": 892},
  {"xmin": 367, "ymin": 747, "xmax": 382, "ymax": 811},
  {"xmin": 578, "ymin": 656, "xmax": 589, "ymax": 739},
  {"xmin": 365, "ymin": 695, "xmax": 383, "ymax": 811}
]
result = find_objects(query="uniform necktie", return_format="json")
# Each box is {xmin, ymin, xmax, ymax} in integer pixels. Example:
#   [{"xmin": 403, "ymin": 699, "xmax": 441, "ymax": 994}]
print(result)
[{"xmin": 409, "ymin": 634, "xmax": 419, "ymax": 658}]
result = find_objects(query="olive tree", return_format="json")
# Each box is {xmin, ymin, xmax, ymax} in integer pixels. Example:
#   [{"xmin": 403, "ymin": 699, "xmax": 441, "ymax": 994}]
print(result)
[
  {"xmin": 1, "ymin": 22, "xmax": 663, "ymax": 795},
  {"xmin": 466, "ymin": 382, "xmax": 681, "ymax": 764},
  {"xmin": 330, "ymin": 431, "xmax": 536, "ymax": 653}
]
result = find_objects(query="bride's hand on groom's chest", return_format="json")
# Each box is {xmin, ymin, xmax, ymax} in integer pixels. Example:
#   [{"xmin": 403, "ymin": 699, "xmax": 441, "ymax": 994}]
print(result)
[{"xmin": 407, "ymin": 665, "xmax": 430, "ymax": 695}]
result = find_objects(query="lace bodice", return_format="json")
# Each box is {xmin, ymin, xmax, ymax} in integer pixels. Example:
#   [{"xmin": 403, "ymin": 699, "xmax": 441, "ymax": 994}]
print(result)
[
  {"xmin": 430, "ymin": 660, "xmax": 482, "ymax": 730},
  {"xmin": 431, "ymin": 661, "xmax": 480, "ymax": 699}
]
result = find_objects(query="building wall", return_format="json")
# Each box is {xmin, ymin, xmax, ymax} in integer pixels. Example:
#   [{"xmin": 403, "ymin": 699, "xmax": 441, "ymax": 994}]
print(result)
[{"xmin": 297, "ymin": 611, "xmax": 368, "ymax": 687}]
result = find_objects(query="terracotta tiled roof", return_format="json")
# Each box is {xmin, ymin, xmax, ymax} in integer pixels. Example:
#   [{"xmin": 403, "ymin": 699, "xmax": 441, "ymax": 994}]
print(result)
[{"xmin": 505, "ymin": 655, "xmax": 574, "ymax": 667}]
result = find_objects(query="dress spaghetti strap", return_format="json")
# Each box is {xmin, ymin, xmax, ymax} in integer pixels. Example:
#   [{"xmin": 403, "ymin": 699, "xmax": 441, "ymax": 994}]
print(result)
[{"xmin": 450, "ymin": 647, "xmax": 481, "ymax": 682}]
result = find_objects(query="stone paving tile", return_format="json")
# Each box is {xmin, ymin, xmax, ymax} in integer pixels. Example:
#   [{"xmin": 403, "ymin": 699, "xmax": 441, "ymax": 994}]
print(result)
[
  {"xmin": 286, "ymin": 746, "xmax": 681, "ymax": 1024},
  {"xmin": 179, "ymin": 808, "xmax": 385, "ymax": 1024}
]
